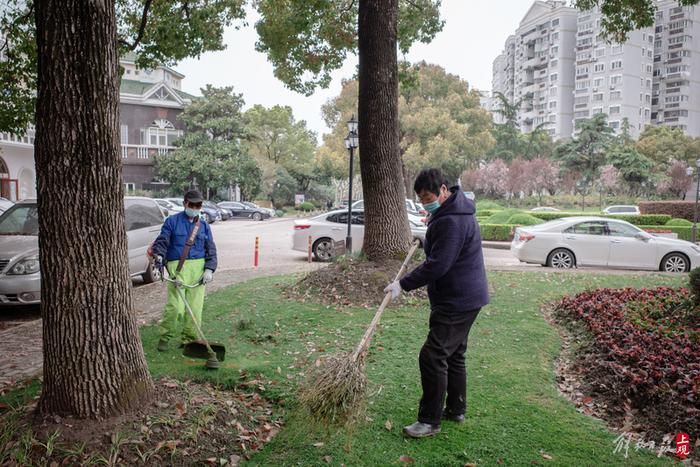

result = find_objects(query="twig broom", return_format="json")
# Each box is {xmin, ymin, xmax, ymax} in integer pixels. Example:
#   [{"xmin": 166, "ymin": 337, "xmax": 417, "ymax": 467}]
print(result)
[{"xmin": 299, "ymin": 240, "xmax": 421, "ymax": 425}]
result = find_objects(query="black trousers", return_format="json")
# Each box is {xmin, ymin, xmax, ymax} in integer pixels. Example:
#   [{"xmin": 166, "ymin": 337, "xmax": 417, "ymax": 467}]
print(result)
[{"xmin": 417, "ymin": 307, "xmax": 481, "ymax": 425}]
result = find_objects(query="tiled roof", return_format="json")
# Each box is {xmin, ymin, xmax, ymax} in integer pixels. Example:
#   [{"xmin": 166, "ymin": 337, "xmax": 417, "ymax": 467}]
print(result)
[{"xmin": 120, "ymin": 79, "xmax": 154, "ymax": 95}]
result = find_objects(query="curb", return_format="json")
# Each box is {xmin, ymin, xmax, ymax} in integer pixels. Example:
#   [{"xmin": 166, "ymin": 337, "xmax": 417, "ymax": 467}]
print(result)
[{"xmin": 482, "ymin": 241, "xmax": 511, "ymax": 250}]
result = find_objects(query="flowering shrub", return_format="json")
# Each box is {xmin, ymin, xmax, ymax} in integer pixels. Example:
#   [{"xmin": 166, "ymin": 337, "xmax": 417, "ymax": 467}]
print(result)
[{"xmin": 554, "ymin": 287, "xmax": 700, "ymax": 439}]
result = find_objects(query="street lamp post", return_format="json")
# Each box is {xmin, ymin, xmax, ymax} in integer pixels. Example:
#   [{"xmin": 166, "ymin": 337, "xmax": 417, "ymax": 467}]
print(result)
[
  {"xmin": 344, "ymin": 115, "xmax": 359, "ymax": 254},
  {"xmin": 693, "ymin": 160, "xmax": 700, "ymax": 243}
]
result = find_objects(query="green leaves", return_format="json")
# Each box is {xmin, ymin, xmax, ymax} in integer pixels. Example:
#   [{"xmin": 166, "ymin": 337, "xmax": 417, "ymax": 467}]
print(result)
[{"xmin": 253, "ymin": 0, "xmax": 443, "ymax": 95}]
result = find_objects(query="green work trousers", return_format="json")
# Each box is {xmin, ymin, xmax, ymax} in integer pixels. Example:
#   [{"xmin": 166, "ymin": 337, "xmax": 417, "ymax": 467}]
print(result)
[{"xmin": 159, "ymin": 258, "xmax": 206, "ymax": 343}]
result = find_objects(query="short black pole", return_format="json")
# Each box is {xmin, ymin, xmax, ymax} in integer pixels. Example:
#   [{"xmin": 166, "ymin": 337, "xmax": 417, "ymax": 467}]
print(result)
[
  {"xmin": 693, "ymin": 172, "xmax": 700, "ymax": 243},
  {"xmin": 346, "ymin": 146, "xmax": 354, "ymax": 253}
]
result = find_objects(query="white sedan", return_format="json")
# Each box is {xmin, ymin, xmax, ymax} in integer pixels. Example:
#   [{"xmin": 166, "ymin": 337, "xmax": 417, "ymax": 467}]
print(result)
[
  {"xmin": 511, "ymin": 216, "xmax": 700, "ymax": 273},
  {"xmin": 293, "ymin": 209, "xmax": 427, "ymax": 261}
]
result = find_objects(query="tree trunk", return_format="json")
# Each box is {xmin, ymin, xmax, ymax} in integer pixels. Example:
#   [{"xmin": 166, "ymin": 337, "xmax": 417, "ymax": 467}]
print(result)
[
  {"xmin": 358, "ymin": 0, "xmax": 410, "ymax": 260},
  {"xmin": 35, "ymin": 0, "xmax": 153, "ymax": 418}
]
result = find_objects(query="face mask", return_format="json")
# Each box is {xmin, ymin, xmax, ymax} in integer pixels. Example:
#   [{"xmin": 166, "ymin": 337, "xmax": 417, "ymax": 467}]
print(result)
[
  {"xmin": 424, "ymin": 200, "xmax": 440, "ymax": 214},
  {"xmin": 185, "ymin": 208, "xmax": 201, "ymax": 218}
]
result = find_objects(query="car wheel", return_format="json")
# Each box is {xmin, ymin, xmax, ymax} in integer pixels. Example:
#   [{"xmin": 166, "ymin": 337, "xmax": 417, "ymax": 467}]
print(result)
[
  {"xmin": 547, "ymin": 248, "xmax": 575, "ymax": 269},
  {"xmin": 142, "ymin": 259, "xmax": 162, "ymax": 284},
  {"xmin": 313, "ymin": 238, "xmax": 334, "ymax": 262},
  {"xmin": 252, "ymin": 212, "xmax": 262, "ymax": 221},
  {"xmin": 660, "ymin": 253, "xmax": 689, "ymax": 273}
]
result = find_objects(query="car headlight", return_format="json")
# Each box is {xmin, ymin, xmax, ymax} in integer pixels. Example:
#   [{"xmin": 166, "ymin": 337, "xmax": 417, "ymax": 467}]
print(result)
[{"xmin": 7, "ymin": 256, "xmax": 40, "ymax": 275}]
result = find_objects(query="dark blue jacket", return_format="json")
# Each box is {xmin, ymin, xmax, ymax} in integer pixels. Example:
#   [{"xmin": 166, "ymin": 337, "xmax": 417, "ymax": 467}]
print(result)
[
  {"xmin": 400, "ymin": 187, "xmax": 489, "ymax": 313},
  {"xmin": 151, "ymin": 212, "xmax": 218, "ymax": 272}
]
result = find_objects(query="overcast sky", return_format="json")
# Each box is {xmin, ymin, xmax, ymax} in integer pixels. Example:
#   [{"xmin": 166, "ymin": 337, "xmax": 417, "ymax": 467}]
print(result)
[{"xmin": 177, "ymin": 1, "xmax": 535, "ymax": 139}]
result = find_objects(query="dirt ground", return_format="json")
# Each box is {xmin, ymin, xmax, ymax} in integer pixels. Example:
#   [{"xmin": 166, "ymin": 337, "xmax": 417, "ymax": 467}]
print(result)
[{"xmin": 1, "ymin": 377, "xmax": 281, "ymax": 466}]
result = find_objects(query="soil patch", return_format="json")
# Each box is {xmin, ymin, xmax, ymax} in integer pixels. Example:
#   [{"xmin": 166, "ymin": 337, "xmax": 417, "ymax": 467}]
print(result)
[
  {"xmin": 0, "ymin": 377, "xmax": 281, "ymax": 466},
  {"xmin": 285, "ymin": 256, "xmax": 427, "ymax": 308}
]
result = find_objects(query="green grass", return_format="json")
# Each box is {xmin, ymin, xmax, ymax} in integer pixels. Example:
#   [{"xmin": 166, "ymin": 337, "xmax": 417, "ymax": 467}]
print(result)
[{"xmin": 139, "ymin": 271, "xmax": 686, "ymax": 467}]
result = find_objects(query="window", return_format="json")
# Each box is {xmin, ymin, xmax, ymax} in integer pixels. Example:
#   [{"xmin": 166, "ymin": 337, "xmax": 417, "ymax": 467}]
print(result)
[
  {"xmin": 550, "ymin": 73, "xmax": 558, "ymax": 83},
  {"xmin": 144, "ymin": 119, "xmax": 182, "ymax": 147},
  {"xmin": 552, "ymin": 19, "xmax": 559, "ymax": 27},
  {"xmin": 565, "ymin": 221, "xmax": 606, "ymax": 235},
  {"xmin": 610, "ymin": 75, "xmax": 622, "ymax": 85},
  {"xmin": 576, "ymin": 66, "xmax": 589, "ymax": 76},
  {"xmin": 575, "ymin": 96, "xmax": 589, "ymax": 105},
  {"xmin": 550, "ymin": 59, "xmax": 558, "ymax": 68},
  {"xmin": 612, "ymin": 45, "xmax": 623, "ymax": 55},
  {"xmin": 607, "ymin": 222, "xmax": 641, "ymax": 238},
  {"xmin": 593, "ymin": 77, "xmax": 605, "ymax": 88},
  {"xmin": 549, "ymin": 87, "xmax": 557, "ymax": 97},
  {"xmin": 549, "ymin": 101, "xmax": 557, "ymax": 109},
  {"xmin": 609, "ymin": 106, "xmax": 620, "ymax": 115},
  {"xmin": 551, "ymin": 46, "xmax": 559, "ymax": 55},
  {"xmin": 594, "ymin": 63, "xmax": 605, "ymax": 73},
  {"xmin": 551, "ymin": 32, "xmax": 559, "ymax": 41},
  {"xmin": 576, "ymin": 80, "xmax": 590, "ymax": 90},
  {"xmin": 611, "ymin": 60, "xmax": 623, "ymax": 70},
  {"xmin": 124, "ymin": 199, "xmax": 164, "ymax": 231},
  {"xmin": 592, "ymin": 93, "xmax": 604, "ymax": 102},
  {"xmin": 610, "ymin": 120, "xmax": 620, "ymax": 129},
  {"xmin": 120, "ymin": 124, "xmax": 128, "ymax": 145},
  {"xmin": 610, "ymin": 91, "xmax": 622, "ymax": 100},
  {"xmin": 595, "ymin": 48, "xmax": 606, "ymax": 57},
  {"xmin": 592, "ymin": 107, "xmax": 603, "ymax": 115}
]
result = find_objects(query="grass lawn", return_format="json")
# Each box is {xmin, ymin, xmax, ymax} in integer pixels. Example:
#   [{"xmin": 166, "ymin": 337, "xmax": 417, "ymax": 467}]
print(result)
[{"xmin": 140, "ymin": 270, "xmax": 686, "ymax": 466}]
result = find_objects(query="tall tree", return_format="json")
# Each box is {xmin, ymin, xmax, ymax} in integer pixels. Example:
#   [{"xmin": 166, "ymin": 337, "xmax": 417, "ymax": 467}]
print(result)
[
  {"xmin": 156, "ymin": 85, "xmax": 261, "ymax": 200},
  {"xmin": 1, "ymin": 0, "xmax": 246, "ymax": 419},
  {"xmin": 607, "ymin": 119, "xmax": 655, "ymax": 196},
  {"xmin": 34, "ymin": 0, "xmax": 152, "ymax": 418},
  {"xmin": 254, "ymin": 0, "xmax": 443, "ymax": 260},
  {"xmin": 636, "ymin": 125, "xmax": 700, "ymax": 170}
]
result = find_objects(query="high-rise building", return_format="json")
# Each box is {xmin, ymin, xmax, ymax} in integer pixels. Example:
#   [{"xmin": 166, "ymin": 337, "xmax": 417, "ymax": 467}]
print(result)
[
  {"xmin": 573, "ymin": 7, "xmax": 655, "ymax": 138},
  {"xmin": 491, "ymin": 0, "xmax": 700, "ymax": 140},
  {"xmin": 652, "ymin": 0, "xmax": 700, "ymax": 137}
]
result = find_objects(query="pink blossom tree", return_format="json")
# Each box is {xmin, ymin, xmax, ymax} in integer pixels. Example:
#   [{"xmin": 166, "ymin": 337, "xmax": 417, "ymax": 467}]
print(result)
[
  {"xmin": 476, "ymin": 159, "xmax": 509, "ymax": 199},
  {"xmin": 598, "ymin": 165, "xmax": 619, "ymax": 209},
  {"xmin": 524, "ymin": 157, "xmax": 560, "ymax": 205},
  {"xmin": 666, "ymin": 160, "xmax": 693, "ymax": 199}
]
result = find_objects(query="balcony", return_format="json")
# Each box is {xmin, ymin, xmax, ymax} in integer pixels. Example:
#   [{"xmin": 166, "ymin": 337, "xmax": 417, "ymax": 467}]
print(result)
[
  {"xmin": 0, "ymin": 128, "xmax": 35, "ymax": 147},
  {"xmin": 121, "ymin": 144, "xmax": 174, "ymax": 163}
]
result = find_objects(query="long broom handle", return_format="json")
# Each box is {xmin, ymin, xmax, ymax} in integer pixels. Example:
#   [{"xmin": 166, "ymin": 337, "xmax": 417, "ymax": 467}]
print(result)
[{"xmin": 351, "ymin": 239, "xmax": 421, "ymax": 363}]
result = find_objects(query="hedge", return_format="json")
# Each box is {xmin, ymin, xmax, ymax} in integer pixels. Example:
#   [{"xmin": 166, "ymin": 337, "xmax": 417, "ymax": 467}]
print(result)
[
  {"xmin": 478, "ymin": 223, "xmax": 694, "ymax": 242},
  {"xmin": 640, "ymin": 201, "xmax": 696, "ymax": 221},
  {"xmin": 507, "ymin": 213, "xmax": 545, "ymax": 226},
  {"xmin": 487, "ymin": 209, "xmax": 522, "ymax": 224},
  {"xmin": 666, "ymin": 218, "xmax": 692, "ymax": 226},
  {"xmin": 480, "ymin": 224, "xmax": 516, "ymax": 241},
  {"xmin": 529, "ymin": 211, "xmax": 671, "ymax": 226}
]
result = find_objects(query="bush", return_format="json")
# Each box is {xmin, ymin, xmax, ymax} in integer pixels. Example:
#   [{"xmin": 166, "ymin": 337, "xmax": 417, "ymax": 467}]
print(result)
[
  {"xmin": 486, "ymin": 208, "xmax": 522, "ymax": 224},
  {"xmin": 639, "ymin": 201, "xmax": 696, "ymax": 221},
  {"xmin": 689, "ymin": 267, "xmax": 700, "ymax": 306},
  {"xmin": 476, "ymin": 200, "xmax": 503, "ymax": 210},
  {"xmin": 479, "ymin": 224, "xmax": 515, "ymax": 241},
  {"xmin": 554, "ymin": 287, "xmax": 700, "ymax": 440},
  {"xmin": 299, "ymin": 202, "xmax": 315, "ymax": 212},
  {"xmin": 275, "ymin": 209, "xmax": 285, "ymax": 217},
  {"xmin": 476, "ymin": 209, "xmax": 501, "ymax": 218},
  {"xmin": 529, "ymin": 212, "xmax": 591, "ymax": 221},
  {"xmin": 506, "ymin": 213, "xmax": 545, "ymax": 226},
  {"xmin": 666, "ymin": 218, "xmax": 693, "ymax": 226},
  {"xmin": 528, "ymin": 212, "xmax": 671, "ymax": 226}
]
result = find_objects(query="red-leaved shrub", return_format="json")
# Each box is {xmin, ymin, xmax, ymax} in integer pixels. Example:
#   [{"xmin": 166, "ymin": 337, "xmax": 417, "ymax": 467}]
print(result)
[{"xmin": 554, "ymin": 287, "xmax": 699, "ymax": 440}]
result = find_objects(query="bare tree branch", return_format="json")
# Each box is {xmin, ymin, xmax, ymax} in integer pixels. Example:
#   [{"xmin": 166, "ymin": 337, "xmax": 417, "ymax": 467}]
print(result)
[
  {"xmin": 120, "ymin": 0, "xmax": 154, "ymax": 52},
  {"xmin": 405, "ymin": 0, "xmax": 424, "ymax": 11}
]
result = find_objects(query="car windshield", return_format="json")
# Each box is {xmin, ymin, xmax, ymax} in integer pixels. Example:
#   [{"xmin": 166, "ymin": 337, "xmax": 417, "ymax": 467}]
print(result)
[
  {"xmin": 0, "ymin": 204, "xmax": 39, "ymax": 235},
  {"xmin": 169, "ymin": 199, "xmax": 183, "ymax": 207}
]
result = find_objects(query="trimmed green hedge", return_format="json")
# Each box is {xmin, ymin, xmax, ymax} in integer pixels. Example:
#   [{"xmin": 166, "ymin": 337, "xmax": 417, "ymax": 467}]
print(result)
[
  {"xmin": 666, "ymin": 218, "xmax": 692, "ymax": 226},
  {"xmin": 480, "ymin": 224, "xmax": 515, "ymax": 241},
  {"xmin": 507, "ymin": 213, "xmax": 545, "ymax": 226},
  {"xmin": 476, "ymin": 200, "xmax": 503, "ymax": 210},
  {"xmin": 477, "ymin": 209, "xmax": 500, "ymax": 217},
  {"xmin": 487, "ymin": 209, "xmax": 522, "ymax": 224},
  {"xmin": 528, "ymin": 211, "xmax": 671, "ymax": 226}
]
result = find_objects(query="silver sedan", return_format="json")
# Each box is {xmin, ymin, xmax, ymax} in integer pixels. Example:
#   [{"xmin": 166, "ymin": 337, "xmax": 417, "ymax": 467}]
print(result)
[{"xmin": 511, "ymin": 216, "xmax": 700, "ymax": 273}]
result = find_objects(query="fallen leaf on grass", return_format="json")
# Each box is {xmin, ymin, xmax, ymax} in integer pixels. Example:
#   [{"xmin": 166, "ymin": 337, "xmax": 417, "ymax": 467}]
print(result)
[
  {"xmin": 384, "ymin": 420, "xmax": 392, "ymax": 431},
  {"xmin": 313, "ymin": 442, "xmax": 325, "ymax": 448},
  {"xmin": 399, "ymin": 455, "xmax": 415, "ymax": 463},
  {"xmin": 175, "ymin": 401, "xmax": 186, "ymax": 417},
  {"xmin": 464, "ymin": 464, "xmax": 477, "ymax": 467},
  {"xmin": 323, "ymin": 455, "xmax": 333, "ymax": 464},
  {"xmin": 541, "ymin": 452, "xmax": 553, "ymax": 460}
]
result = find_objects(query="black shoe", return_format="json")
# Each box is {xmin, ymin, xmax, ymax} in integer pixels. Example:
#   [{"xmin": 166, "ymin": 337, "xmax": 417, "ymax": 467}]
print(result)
[
  {"xmin": 403, "ymin": 422, "xmax": 441, "ymax": 438},
  {"xmin": 441, "ymin": 411, "xmax": 465, "ymax": 423},
  {"xmin": 157, "ymin": 339, "xmax": 169, "ymax": 352}
]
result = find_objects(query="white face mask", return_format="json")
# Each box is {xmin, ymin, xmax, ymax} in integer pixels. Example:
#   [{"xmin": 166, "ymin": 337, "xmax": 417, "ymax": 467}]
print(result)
[{"xmin": 185, "ymin": 208, "xmax": 201, "ymax": 218}]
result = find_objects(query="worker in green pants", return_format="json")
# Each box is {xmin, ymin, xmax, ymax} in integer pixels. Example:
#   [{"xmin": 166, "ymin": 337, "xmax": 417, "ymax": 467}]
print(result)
[{"xmin": 151, "ymin": 190, "xmax": 218, "ymax": 351}]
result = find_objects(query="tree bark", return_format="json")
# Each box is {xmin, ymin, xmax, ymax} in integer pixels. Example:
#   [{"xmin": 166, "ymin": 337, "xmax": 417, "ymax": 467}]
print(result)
[
  {"xmin": 358, "ymin": 0, "xmax": 410, "ymax": 260},
  {"xmin": 35, "ymin": 0, "xmax": 153, "ymax": 418}
]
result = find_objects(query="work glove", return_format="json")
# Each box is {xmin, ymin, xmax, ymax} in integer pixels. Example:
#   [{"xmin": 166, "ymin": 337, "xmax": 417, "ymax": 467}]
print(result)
[
  {"xmin": 384, "ymin": 280, "xmax": 403, "ymax": 300},
  {"xmin": 201, "ymin": 269, "xmax": 214, "ymax": 285}
]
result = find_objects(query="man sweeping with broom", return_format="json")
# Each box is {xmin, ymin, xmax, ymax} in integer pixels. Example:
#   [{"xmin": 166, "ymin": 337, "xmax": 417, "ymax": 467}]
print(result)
[
  {"xmin": 384, "ymin": 168, "xmax": 489, "ymax": 438},
  {"xmin": 151, "ymin": 189, "xmax": 218, "ymax": 352}
]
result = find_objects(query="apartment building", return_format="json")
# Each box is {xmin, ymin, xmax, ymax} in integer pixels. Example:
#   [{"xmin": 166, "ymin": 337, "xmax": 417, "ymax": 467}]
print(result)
[
  {"xmin": 491, "ymin": 0, "xmax": 700, "ymax": 140},
  {"xmin": 652, "ymin": 0, "xmax": 700, "ymax": 137},
  {"xmin": 0, "ymin": 55, "xmax": 194, "ymax": 200},
  {"xmin": 573, "ymin": 7, "xmax": 655, "ymax": 138},
  {"xmin": 491, "ymin": 1, "xmax": 578, "ymax": 139}
]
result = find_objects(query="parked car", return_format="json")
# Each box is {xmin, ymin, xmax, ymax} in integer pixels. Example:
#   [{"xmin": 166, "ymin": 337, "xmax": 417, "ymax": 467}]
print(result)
[
  {"xmin": 204, "ymin": 201, "xmax": 230, "ymax": 221},
  {"xmin": 602, "ymin": 205, "xmax": 640, "ymax": 215},
  {"xmin": 510, "ymin": 216, "xmax": 700, "ymax": 273},
  {"xmin": 154, "ymin": 198, "xmax": 184, "ymax": 216},
  {"xmin": 292, "ymin": 209, "xmax": 427, "ymax": 261},
  {"xmin": 166, "ymin": 198, "xmax": 219, "ymax": 223},
  {"xmin": 0, "ymin": 197, "xmax": 165, "ymax": 306},
  {"xmin": 242, "ymin": 201, "xmax": 276, "ymax": 218},
  {"xmin": 352, "ymin": 198, "xmax": 425, "ymax": 216},
  {"xmin": 0, "ymin": 197, "xmax": 13, "ymax": 215},
  {"xmin": 218, "ymin": 201, "xmax": 270, "ymax": 221},
  {"xmin": 530, "ymin": 207, "xmax": 561, "ymax": 212}
]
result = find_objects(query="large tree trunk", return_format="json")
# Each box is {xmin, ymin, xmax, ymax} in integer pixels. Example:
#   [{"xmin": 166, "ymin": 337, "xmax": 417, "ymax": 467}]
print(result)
[
  {"xmin": 35, "ymin": 0, "xmax": 153, "ymax": 418},
  {"xmin": 358, "ymin": 0, "xmax": 410, "ymax": 260}
]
